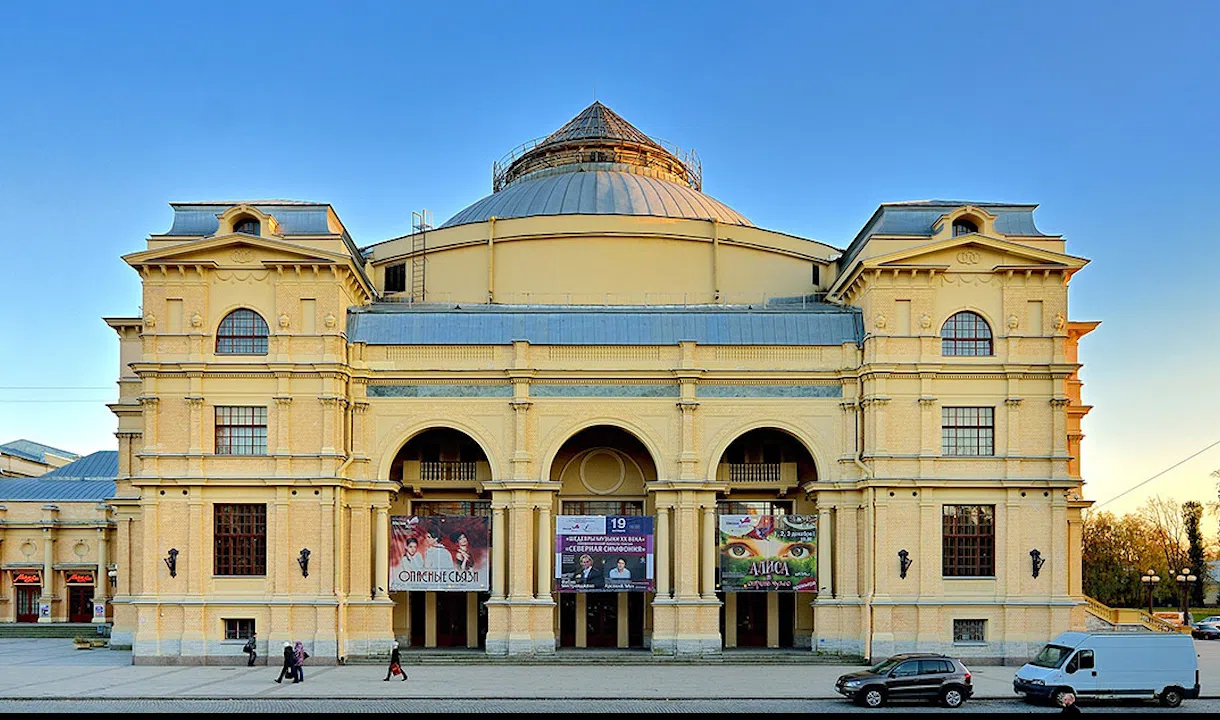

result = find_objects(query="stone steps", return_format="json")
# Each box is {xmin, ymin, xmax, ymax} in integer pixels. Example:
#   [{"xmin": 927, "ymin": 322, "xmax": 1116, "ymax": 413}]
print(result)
[
  {"xmin": 0, "ymin": 623, "xmax": 109, "ymax": 639},
  {"xmin": 354, "ymin": 649, "xmax": 862, "ymax": 665}
]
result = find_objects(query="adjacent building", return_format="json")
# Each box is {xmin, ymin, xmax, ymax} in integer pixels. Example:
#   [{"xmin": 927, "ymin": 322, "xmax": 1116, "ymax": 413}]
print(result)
[{"xmin": 97, "ymin": 102, "xmax": 1094, "ymax": 663}]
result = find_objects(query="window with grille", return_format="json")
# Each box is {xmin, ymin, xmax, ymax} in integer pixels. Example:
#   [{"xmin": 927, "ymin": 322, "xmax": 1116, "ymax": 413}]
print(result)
[
  {"xmin": 943, "ymin": 505, "xmax": 995, "ymax": 577},
  {"xmin": 224, "ymin": 618, "xmax": 256, "ymax": 639},
  {"xmin": 216, "ymin": 309, "xmax": 270, "ymax": 355},
  {"xmin": 952, "ymin": 219, "xmax": 978, "ymax": 237},
  {"xmin": 561, "ymin": 501, "xmax": 644, "ymax": 516},
  {"xmin": 953, "ymin": 618, "xmax": 987, "ymax": 643},
  {"xmin": 385, "ymin": 263, "xmax": 406, "ymax": 293},
  {"xmin": 941, "ymin": 311, "xmax": 992, "ymax": 356},
  {"xmin": 215, "ymin": 406, "xmax": 267, "ymax": 455},
  {"xmin": 942, "ymin": 407, "xmax": 994, "ymax": 456},
  {"xmin": 214, "ymin": 504, "xmax": 266, "ymax": 576},
  {"xmin": 412, "ymin": 501, "xmax": 492, "ymax": 517}
]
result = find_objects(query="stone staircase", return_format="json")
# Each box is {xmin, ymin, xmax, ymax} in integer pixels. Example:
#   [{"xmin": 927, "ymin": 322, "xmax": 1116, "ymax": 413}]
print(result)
[
  {"xmin": 365, "ymin": 648, "xmax": 863, "ymax": 665},
  {"xmin": 0, "ymin": 623, "xmax": 110, "ymax": 639},
  {"xmin": 1082, "ymin": 596, "xmax": 1184, "ymax": 633}
]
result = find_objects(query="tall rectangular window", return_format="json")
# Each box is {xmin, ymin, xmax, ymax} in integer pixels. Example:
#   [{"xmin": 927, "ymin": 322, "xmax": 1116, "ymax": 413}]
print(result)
[
  {"xmin": 942, "ymin": 407, "xmax": 995, "ymax": 456},
  {"xmin": 214, "ymin": 504, "xmax": 267, "ymax": 576},
  {"xmin": 942, "ymin": 505, "xmax": 995, "ymax": 577},
  {"xmin": 215, "ymin": 406, "xmax": 267, "ymax": 455},
  {"xmin": 385, "ymin": 263, "xmax": 406, "ymax": 293}
]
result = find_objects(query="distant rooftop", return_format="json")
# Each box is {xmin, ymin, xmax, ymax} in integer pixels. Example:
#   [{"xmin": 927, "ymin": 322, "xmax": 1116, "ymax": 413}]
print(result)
[
  {"xmin": 0, "ymin": 439, "xmax": 79, "ymax": 464},
  {"xmin": 157, "ymin": 201, "xmax": 334, "ymax": 237},
  {"xmin": 0, "ymin": 450, "xmax": 117, "ymax": 501}
]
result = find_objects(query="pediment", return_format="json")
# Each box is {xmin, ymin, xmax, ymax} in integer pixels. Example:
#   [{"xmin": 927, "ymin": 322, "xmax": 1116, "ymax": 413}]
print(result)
[
  {"xmin": 868, "ymin": 235, "xmax": 1087, "ymax": 272},
  {"xmin": 124, "ymin": 234, "xmax": 350, "ymax": 269}
]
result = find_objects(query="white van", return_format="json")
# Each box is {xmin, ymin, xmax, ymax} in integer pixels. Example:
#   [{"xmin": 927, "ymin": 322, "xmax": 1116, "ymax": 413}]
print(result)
[{"xmin": 1014, "ymin": 631, "xmax": 1200, "ymax": 708}]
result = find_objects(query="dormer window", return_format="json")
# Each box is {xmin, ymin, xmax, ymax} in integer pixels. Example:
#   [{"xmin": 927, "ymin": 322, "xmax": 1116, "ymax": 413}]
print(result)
[
  {"xmin": 234, "ymin": 217, "xmax": 260, "ymax": 236},
  {"xmin": 952, "ymin": 218, "xmax": 978, "ymax": 237}
]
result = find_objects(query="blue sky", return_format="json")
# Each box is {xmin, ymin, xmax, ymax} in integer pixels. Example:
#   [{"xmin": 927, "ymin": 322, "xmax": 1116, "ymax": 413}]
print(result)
[{"xmin": 1, "ymin": 2, "xmax": 1217, "ymax": 516}]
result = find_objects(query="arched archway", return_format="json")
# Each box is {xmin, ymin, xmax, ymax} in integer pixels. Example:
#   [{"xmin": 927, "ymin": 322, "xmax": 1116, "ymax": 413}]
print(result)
[
  {"xmin": 711, "ymin": 426, "xmax": 821, "ymax": 652},
  {"xmin": 386, "ymin": 427, "xmax": 493, "ymax": 650},
  {"xmin": 549, "ymin": 425, "xmax": 657, "ymax": 650}
]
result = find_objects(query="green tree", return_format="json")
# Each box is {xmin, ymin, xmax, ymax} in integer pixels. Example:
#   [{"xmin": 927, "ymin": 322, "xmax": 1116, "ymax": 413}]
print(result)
[{"xmin": 1184, "ymin": 501, "xmax": 1206, "ymax": 607}]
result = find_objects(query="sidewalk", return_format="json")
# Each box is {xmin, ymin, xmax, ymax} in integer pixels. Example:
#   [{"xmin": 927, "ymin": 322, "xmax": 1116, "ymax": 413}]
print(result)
[{"xmin": 1, "ymin": 639, "xmax": 1217, "ymax": 700}]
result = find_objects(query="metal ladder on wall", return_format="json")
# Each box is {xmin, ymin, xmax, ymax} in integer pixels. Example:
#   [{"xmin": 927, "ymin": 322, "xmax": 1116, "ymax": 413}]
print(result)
[{"xmin": 411, "ymin": 209, "xmax": 431, "ymax": 302}]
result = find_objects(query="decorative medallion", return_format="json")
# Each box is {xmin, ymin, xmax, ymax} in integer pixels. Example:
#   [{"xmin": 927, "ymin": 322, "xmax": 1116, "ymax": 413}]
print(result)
[
  {"xmin": 324, "ymin": 313, "xmax": 337, "ymax": 329},
  {"xmin": 20, "ymin": 541, "xmax": 35, "ymax": 558},
  {"xmin": 1054, "ymin": 313, "xmax": 1066, "ymax": 331},
  {"xmin": 578, "ymin": 449, "xmax": 627, "ymax": 495},
  {"xmin": 189, "ymin": 312, "xmax": 203, "ymax": 328},
  {"xmin": 873, "ymin": 312, "xmax": 887, "ymax": 330},
  {"xmin": 956, "ymin": 250, "xmax": 981, "ymax": 265},
  {"xmin": 74, "ymin": 540, "xmax": 89, "ymax": 559},
  {"xmin": 278, "ymin": 313, "xmax": 290, "ymax": 329},
  {"xmin": 919, "ymin": 314, "xmax": 932, "ymax": 329},
  {"xmin": 143, "ymin": 313, "xmax": 156, "ymax": 328},
  {"xmin": 230, "ymin": 248, "xmax": 255, "ymax": 264},
  {"xmin": 1007, "ymin": 314, "xmax": 1020, "ymax": 329}
]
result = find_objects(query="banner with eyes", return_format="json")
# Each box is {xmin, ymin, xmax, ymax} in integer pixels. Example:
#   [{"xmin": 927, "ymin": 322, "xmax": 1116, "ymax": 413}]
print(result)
[{"xmin": 719, "ymin": 514, "xmax": 817, "ymax": 592}]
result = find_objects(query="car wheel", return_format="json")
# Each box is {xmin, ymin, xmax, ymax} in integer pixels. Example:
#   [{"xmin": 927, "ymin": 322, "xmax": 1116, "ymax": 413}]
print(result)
[
  {"xmin": 1160, "ymin": 687, "xmax": 1184, "ymax": 708},
  {"xmin": 859, "ymin": 687, "xmax": 886, "ymax": 708},
  {"xmin": 939, "ymin": 687, "xmax": 966, "ymax": 708}
]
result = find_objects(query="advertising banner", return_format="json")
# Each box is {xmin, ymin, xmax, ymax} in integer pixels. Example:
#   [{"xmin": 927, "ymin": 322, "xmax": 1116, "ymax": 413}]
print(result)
[
  {"xmin": 719, "ymin": 514, "xmax": 817, "ymax": 592},
  {"xmin": 390, "ymin": 515, "xmax": 490, "ymax": 591},
  {"xmin": 555, "ymin": 515, "xmax": 654, "ymax": 592}
]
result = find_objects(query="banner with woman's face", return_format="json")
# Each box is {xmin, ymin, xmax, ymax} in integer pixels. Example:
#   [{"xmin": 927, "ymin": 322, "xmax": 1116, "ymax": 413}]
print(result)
[
  {"xmin": 390, "ymin": 515, "xmax": 490, "ymax": 591},
  {"xmin": 719, "ymin": 514, "xmax": 817, "ymax": 592}
]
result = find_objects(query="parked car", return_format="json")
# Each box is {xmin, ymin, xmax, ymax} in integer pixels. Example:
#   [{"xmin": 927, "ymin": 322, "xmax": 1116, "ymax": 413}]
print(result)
[
  {"xmin": 1014, "ymin": 631, "xmax": 1199, "ymax": 708},
  {"xmin": 1191, "ymin": 622, "xmax": 1220, "ymax": 640},
  {"xmin": 1199, "ymin": 616, "xmax": 1220, "ymax": 625},
  {"xmin": 835, "ymin": 653, "xmax": 973, "ymax": 708}
]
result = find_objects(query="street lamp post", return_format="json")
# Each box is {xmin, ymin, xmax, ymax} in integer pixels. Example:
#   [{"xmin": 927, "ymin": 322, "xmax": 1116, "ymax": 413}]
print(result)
[
  {"xmin": 1141, "ymin": 569, "xmax": 1161, "ymax": 616},
  {"xmin": 1175, "ymin": 568, "xmax": 1198, "ymax": 625}
]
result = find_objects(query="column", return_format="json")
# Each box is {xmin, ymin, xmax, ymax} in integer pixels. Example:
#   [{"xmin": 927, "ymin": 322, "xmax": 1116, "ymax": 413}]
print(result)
[
  {"xmin": 656, "ymin": 505, "xmax": 670, "ymax": 598},
  {"xmin": 94, "ymin": 526, "xmax": 108, "ymax": 623},
  {"xmin": 39, "ymin": 527, "xmax": 54, "ymax": 623},
  {"xmin": 492, "ymin": 506, "xmax": 506, "ymax": 599},
  {"xmin": 817, "ymin": 505, "xmax": 834, "ymax": 598},
  {"xmin": 701, "ymin": 505, "xmax": 716, "ymax": 597},
  {"xmin": 374, "ymin": 506, "xmax": 389, "ymax": 598},
  {"xmin": 509, "ymin": 502, "xmax": 533, "ymax": 599},
  {"xmin": 535, "ymin": 503, "xmax": 551, "ymax": 598}
]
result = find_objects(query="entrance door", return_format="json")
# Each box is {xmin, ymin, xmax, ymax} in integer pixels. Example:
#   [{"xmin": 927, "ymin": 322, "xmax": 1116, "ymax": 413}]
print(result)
[
  {"xmin": 435, "ymin": 593, "xmax": 468, "ymax": 648},
  {"xmin": 68, "ymin": 586, "xmax": 93, "ymax": 623},
  {"xmin": 585, "ymin": 593, "xmax": 618, "ymax": 648},
  {"xmin": 16, "ymin": 586, "xmax": 38, "ymax": 623},
  {"xmin": 736, "ymin": 593, "xmax": 768, "ymax": 647}
]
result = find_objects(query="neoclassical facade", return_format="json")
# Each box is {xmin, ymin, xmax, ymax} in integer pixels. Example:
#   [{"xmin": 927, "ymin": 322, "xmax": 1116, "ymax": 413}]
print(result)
[{"xmin": 101, "ymin": 102, "xmax": 1095, "ymax": 664}]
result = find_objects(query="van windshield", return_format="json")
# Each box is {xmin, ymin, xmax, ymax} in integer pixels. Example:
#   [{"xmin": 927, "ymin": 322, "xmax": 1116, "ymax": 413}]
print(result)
[{"xmin": 1031, "ymin": 644, "xmax": 1073, "ymax": 668}]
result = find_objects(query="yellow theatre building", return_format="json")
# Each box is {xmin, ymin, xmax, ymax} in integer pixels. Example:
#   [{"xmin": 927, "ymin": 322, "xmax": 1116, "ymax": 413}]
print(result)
[{"xmin": 86, "ymin": 102, "xmax": 1097, "ymax": 664}]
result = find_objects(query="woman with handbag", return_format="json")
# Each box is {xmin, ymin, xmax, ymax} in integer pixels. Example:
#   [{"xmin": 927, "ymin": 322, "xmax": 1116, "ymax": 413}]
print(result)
[{"xmin": 384, "ymin": 641, "xmax": 407, "ymax": 681}]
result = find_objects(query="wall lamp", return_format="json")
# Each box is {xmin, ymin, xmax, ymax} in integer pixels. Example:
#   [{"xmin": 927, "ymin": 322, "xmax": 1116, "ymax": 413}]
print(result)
[
  {"xmin": 298, "ymin": 548, "xmax": 311, "ymax": 578},
  {"xmin": 164, "ymin": 548, "xmax": 179, "ymax": 578},
  {"xmin": 1030, "ymin": 548, "xmax": 1046, "ymax": 578},
  {"xmin": 898, "ymin": 549, "xmax": 912, "ymax": 579}
]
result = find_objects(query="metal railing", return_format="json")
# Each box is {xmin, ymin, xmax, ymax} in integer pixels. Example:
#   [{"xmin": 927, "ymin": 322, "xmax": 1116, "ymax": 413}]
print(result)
[
  {"xmin": 376, "ymin": 291, "xmax": 829, "ymax": 309},
  {"xmin": 728, "ymin": 463, "xmax": 783, "ymax": 483},
  {"xmin": 419, "ymin": 461, "xmax": 478, "ymax": 482}
]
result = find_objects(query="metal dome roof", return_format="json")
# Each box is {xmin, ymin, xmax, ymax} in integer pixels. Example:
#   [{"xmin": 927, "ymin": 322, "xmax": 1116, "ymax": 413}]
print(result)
[{"xmin": 440, "ymin": 169, "xmax": 752, "ymax": 228}]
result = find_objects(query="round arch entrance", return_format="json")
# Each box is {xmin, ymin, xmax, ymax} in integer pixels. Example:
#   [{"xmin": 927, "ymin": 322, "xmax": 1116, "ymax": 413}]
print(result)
[
  {"xmin": 388, "ymin": 427, "xmax": 492, "ymax": 650},
  {"xmin": 548, "ymin": 426, "xmax": 657, "ymax": 650},
  {"xmin": 712, "ymin": 427, "xmax": 820, "ymax": 651}
]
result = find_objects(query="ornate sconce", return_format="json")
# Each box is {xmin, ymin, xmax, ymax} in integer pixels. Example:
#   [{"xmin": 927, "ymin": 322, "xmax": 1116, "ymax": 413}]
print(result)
[
  {"xmin": 298, "ymin": 548, "xmax": 311, "ymax": 578},
  {"xmin": 164, "ymin": 548, "xmax": 179, "ymax": 578},
  {"xmin": 1030, "ymin": 548, "xmax": 1046, "ymax": 578},
  {"xmin": 898, "ymin": 549, "xmax": 912, "ymax": 579}
]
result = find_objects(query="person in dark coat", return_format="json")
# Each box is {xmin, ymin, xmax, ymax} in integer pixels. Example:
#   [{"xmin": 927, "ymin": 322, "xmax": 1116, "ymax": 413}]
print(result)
[
  {"xmin": 1061, "ymin": 692, "xmax": 1082, "ymax": 714},
  {"xmin": 242, "ymin": 632, "xmax": 258, "ymax": 667},
  {"xmin": 384, "ymin": 640, "xmax": 407, "ymax": 681},
  {"xmin": 274, "ymin": 642, "xmax": 294, "ymax": 683}
]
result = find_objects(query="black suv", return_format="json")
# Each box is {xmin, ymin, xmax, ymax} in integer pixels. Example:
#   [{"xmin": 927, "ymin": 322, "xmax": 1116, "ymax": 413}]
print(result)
[{"xmin": 835, "ymin": 653, "xmax": 974, "ymax": 708}]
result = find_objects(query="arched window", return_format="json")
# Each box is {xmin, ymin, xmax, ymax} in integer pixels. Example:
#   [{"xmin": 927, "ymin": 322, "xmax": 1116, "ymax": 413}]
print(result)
[
  {"xmin": 941, "ymin": 311, "xmax": 992, "ymax": 356},
  {"xmin": 216, "ymin": 309, "xmax": 269, "ymax": 355},
  {"xmin": 234, "ymin": 217, "xmax": 260, "ymax": 235},
  {"xmin": 952, "ymin": 218, "xmax": 978, "ymax": 236}
]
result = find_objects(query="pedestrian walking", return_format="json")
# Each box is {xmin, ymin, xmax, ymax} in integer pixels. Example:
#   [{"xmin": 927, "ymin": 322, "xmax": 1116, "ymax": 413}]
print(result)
[
  {"xmin": 274, "ymin": 642, "xmax": 295, "ymax": 683},
  {"xmin": 242, "ymin": 632, "xmax": 258, "ymax": 667},
  {"xmin": 292, "ymin": 640, "xmax": 309, "ymax": 683},
  {"xmin": 383, "ymin": 641, "xmax": 407, "ymax": 681}
]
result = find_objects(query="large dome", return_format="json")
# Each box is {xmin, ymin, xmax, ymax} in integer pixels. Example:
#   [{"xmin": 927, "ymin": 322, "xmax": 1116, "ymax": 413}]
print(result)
[{"xmin": 440, "ymin": 102, "xmax": 752, "ymax": 229}]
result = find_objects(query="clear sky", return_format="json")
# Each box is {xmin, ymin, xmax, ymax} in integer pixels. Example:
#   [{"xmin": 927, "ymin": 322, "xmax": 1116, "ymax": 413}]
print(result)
[{"xmin": 1, "ymin": 2, "xmax": 1217, "ymax": 516}]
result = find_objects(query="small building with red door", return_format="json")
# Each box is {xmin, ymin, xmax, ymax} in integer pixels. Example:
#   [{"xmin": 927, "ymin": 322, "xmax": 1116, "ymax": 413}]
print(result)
[{"xmin": 0, "ymin": 451, "xmax": 117, "ymax": 625}]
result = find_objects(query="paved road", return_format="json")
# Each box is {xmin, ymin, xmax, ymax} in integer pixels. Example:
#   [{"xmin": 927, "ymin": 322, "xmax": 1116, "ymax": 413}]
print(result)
[{"xmin": 0, "ymin": 698, "xmax": 1212, "ymax": 713}]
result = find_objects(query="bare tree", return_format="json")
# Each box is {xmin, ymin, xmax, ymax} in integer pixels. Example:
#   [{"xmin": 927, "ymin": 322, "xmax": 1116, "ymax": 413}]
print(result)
[{"xmin": 1138, "ymin": 496, "xmax": 1189, "ymax": 573}]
